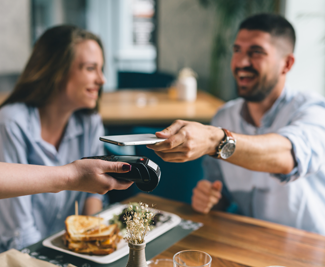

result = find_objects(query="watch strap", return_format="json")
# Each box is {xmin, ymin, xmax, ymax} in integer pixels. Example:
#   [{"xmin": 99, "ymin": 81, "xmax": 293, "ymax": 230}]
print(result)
[
  {"xmin": 216, "ymin": 128, "xmax": 235, "ymax": 159},
  {"xmin": 222, "ymin": 128, "xmax": 235, "ymax": 141}
]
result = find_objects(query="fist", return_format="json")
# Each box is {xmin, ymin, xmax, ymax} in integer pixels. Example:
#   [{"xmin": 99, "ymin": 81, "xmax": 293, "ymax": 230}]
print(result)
[{"xmin": 191, "ymin": 180, "xmax": 222, "ymax": 214}]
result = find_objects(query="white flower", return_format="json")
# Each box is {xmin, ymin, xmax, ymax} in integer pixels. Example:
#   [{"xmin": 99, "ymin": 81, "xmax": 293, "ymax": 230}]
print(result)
[{"xmin": 124, "ymin": 202, "xmax": 154, "ymax": 244}]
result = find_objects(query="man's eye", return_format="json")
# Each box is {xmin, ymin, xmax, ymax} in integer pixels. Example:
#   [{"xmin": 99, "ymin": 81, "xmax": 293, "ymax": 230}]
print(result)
[
  {"xmin": 249, "ymin": 50, "xmax": 264, "ymax": 56},
  {"xmin": 86, "ymin": 66, "xmax": 95, "ymax": 71}
]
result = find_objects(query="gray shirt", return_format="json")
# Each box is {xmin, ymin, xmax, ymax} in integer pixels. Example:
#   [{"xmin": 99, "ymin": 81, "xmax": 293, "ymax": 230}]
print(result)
[{"xmin": 205, "ymin": 86, "xmax": 325, "ymax": 235}]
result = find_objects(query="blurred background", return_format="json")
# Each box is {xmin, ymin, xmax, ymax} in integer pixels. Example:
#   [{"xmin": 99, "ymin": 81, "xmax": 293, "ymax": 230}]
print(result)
[
  {"xmin": 1, "ymin": 0, "xmax": 325, "ymax": 99},
  {"xmin": 1, "ymin": 0, "xmax": 325, "ymax": 205}
]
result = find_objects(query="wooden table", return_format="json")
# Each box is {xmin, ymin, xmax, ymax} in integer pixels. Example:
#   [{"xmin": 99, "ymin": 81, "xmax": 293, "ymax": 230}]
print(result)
[
  {"xmin": 99, "ymin": 89, "xmax": 224, "ymax": 125},
  {"xmin": 0, "ymin": 90, "xmax": 223, "ymax": 126},
  {"xmin": 124, "ymin": 193, "xmax": 325, "ymax": 267}
]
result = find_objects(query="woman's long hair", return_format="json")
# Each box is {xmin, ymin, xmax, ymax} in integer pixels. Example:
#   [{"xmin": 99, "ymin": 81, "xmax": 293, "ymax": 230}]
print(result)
[{"xmin": 1, "ymin": 25, "xmax": 105, "ymax": 113}]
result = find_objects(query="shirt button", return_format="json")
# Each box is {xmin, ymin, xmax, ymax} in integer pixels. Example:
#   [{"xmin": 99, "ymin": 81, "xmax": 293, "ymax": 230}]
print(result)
[{"xmin": 57, "ymin": 213, "xmax": 62, "ymax": 219}]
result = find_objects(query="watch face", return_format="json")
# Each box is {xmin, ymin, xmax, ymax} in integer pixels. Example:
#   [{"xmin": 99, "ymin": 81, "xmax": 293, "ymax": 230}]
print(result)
[{"xmin": 220, "ymin": 142, "xmax": 236, "ymax": 159}]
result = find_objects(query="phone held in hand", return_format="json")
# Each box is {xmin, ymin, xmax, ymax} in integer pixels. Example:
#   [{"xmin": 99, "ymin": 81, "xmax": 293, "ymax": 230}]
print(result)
[{"xmin": 99, "ymin": 134, "xmax": 166, "ymax": 146}]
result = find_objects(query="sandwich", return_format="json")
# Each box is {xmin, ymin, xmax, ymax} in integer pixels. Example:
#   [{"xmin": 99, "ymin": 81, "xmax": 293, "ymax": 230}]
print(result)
[{"xmin": 63, "ymin": 215, "xmax": 121, "ymax": 255}]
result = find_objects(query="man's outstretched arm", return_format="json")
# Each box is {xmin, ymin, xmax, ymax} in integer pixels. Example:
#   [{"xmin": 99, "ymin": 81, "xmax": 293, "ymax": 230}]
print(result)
[{"xmin": 147, "ymin": 120, "xmax": 295, "ymax": 174}]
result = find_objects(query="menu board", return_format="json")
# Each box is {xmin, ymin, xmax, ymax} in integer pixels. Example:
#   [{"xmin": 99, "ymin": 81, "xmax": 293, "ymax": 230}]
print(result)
[{"xmin": 132, "ymin": 0, "xmax": 156, "ymax": 46}]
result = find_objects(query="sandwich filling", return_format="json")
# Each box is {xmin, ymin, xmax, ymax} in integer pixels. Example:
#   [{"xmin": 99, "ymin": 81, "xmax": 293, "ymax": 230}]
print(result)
[{"xmin": 63, "ymin": 215, "xmax": 121, "ymax": 255}]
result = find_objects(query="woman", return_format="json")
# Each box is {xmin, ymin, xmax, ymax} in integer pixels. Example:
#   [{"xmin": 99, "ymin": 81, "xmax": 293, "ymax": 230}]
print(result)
[{"xmin": 0, "ymin": 25, "xmax": 114, "ymax": 251}]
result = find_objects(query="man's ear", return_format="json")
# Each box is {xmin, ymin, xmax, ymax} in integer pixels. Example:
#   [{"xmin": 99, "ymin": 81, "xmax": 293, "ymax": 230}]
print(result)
[{"xmin": 282, "ymin": 53, "xmax": 295, "ymax": 74}]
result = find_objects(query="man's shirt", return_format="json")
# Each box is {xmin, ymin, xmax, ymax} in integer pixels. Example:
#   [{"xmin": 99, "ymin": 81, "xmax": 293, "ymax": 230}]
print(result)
[
  {"xmin": 0, "ymin": 103, "xmax": 105, "ymax": 251},
  {"xmin": 204, "ymin": 86, "xmax": 325, "ymax": 235}
]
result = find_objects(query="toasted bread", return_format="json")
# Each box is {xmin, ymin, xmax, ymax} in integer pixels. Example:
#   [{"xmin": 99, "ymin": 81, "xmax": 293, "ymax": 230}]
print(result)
[
  {"xmin": 64, "ymin": 215, "xmax": 121, "ymax": 255},
  {"xmin": 65, "ymin": 215, "xmax": 104, "ymax": 235}
]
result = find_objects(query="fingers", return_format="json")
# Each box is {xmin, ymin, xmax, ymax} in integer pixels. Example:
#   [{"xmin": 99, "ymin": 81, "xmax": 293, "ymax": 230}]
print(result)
[
  {"xmin": 155, "ymin": 120, "xmax": 187, "ymax": 138},
  {"xmin": 107, "ymin": 177, "xmax": 133, "ymax": 190},
  {"xmin": 147, "ymin": 121, "xmax": 188, "ymax": 151},
  {"xmin": 212, "ymin": 180, "xmax": 223, "ymax": 192},
  {"xmin": 101, "ymin": 161, "xmax": 132, "ymax": 173},
  {"xmin": 147, "ymin": 121, "xmax": 212, "ymax": 164},
  {"xmin": 154, "ymin": 151, "xmax": 191, "ymax": 163},
  {"xmin": 191, "ymin": 180, "xmax": 222, "ymax": 214},
  {"xmin": 197, "ymin": 180, "xmax": 222, "ymax": 201},
  {"xmin": 101, "ymin": 161, "xmax": 133, "ymax": 190},
  {"xmin": 68, "ymin": 160, "xmax": 133, "ymax": 193}
]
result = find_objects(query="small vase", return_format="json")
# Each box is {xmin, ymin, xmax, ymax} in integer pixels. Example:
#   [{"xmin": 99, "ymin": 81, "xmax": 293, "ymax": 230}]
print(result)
[{"xmin": 126, "ymin": 241, "xmax": 148, "ymax": 267}]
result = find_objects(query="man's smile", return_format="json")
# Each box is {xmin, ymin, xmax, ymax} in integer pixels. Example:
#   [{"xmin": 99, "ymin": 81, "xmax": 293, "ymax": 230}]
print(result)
[{"xmin": 236, "ymin": 70, "xmax": 258, "ymax": 87}]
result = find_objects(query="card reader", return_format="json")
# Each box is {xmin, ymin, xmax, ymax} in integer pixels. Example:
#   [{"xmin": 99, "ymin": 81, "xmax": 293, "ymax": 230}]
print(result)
[{"xmin": 82, "ymin": 155, "xmax": 161, "ymax": 192}]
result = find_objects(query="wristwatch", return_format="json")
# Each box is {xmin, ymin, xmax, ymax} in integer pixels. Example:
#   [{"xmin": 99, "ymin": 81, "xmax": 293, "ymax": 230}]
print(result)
[{"xmin": 215, "ymin": 128, "xmax": 236, "ymax": 159}]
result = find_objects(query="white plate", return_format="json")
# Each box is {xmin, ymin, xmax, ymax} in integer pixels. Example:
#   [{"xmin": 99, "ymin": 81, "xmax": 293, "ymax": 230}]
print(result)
[{"xmin": 42, "ymin": 204, "xmax": 181, "ymax": 264}]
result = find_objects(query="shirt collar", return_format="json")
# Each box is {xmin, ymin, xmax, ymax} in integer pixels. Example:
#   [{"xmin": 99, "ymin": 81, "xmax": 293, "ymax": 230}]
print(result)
[
  {"xmin": 261, "ymin": 85, "xmax": 288, "ymax": 127},
  {"xmin": 240, "ymin": 85, "xmax": 289, "ymax": 128},
  {"xmin": 62, "ymin": 112, "xmax": 84, "ymax": 141},
  {"xmin": 31, "ymin": 108, "xmax": 84, "ymax": 143}
]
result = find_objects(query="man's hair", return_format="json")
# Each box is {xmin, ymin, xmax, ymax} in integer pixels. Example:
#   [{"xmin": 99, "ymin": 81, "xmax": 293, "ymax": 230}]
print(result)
[{"xmin": 239, "ymin": 13, "xmax": 296, "ymax": 52}]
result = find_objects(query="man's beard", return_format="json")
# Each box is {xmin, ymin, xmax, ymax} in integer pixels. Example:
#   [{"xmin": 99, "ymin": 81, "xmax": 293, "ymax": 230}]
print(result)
[{"xmin": 235, "ymin": 67, "xmax": 279, "ymax": 102}]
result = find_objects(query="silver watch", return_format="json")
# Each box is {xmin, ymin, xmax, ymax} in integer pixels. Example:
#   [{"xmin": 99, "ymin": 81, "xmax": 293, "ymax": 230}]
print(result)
[{"xmin": 216, "ymin": 128, "xmax": 236, "ymax": 159}]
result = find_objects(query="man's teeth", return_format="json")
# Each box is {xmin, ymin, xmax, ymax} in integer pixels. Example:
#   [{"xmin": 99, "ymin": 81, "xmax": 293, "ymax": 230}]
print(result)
[{"xmin": 238, "ymin": 72, "xmax": 255, "ymax": 78}]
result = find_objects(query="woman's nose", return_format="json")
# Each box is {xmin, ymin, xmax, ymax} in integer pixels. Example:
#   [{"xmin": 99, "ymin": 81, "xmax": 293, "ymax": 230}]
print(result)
[{"xmin": 97, "ymin": 70, "xmax": 106, "ymax": 85}]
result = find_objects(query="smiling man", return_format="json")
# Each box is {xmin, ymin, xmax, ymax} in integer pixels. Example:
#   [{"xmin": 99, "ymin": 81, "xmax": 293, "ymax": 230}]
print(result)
[{"xmin": 147, "ymin": 13, "xmax": 325, "ymax": 235}]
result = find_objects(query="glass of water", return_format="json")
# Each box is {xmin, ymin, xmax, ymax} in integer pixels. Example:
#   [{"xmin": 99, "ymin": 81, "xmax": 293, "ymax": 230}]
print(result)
[{"xmin": 173, "ymin": 250, "xmax": 212, "ymax": 267}]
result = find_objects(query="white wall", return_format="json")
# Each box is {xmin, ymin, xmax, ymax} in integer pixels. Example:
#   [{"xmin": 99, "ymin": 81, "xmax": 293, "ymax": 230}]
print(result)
[
  {"xmin": 0, "ymin": 0, "xmax": 31, "ymax": 74},
  {"xmin": 285, "ymin": 0, "xmax": 325, "ymax": 95},
  {"xmin": 157, "ymin": 0, "xmax": 215, "ymax": 91},
  {"xmin": 87, "ymin": 0, "xmax": 157, "ymax": 91}
]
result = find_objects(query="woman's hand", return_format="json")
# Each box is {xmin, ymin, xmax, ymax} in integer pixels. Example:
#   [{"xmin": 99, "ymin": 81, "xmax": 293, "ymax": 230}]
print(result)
[{"xmin": 65, "ymin": 159, "xmax": 133, "ymax": 194}]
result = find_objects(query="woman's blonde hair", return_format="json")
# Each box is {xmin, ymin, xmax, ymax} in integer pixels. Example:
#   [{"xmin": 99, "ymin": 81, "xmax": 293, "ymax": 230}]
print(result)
[{"xmin": 1, "ymin": 25, "xmax": 104, "ymax": 113}]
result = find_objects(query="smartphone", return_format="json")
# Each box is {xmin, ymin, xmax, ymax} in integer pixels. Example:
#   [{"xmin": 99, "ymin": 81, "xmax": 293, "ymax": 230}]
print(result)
[{"xmin": 99, "ymin": 134, "xmax": 166, "ymax": 146}]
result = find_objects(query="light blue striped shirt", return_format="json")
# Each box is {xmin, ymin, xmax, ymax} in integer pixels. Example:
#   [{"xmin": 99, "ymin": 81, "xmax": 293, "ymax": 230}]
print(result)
[
  {"xmin": 0, "ymin": 103, "xmax": 105, "ymax": 251},
  {"xmin": 204, "ymin": 86, "xmax": 325, "ymax": 235}
]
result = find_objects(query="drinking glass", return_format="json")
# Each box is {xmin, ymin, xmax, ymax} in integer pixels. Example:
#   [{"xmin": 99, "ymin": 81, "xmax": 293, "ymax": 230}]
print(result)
[{"xmin": 173, "ymin": 250, "xmax": 212, "ymax": 267}]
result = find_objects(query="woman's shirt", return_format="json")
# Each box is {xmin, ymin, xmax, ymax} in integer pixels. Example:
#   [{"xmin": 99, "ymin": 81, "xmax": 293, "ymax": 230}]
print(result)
[{"xmin": 0, "ymin": 103, "xmax": 105, "ymax": 251}]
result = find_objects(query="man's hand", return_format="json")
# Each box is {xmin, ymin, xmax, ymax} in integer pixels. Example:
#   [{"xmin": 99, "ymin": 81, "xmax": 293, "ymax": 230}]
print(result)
[
  {"xmin": 65, "ymin": 159, "xmax": 133, "ymax": 194},
  {"xmin": 147, "ymin": 120, "xmax": 224, "ymax": 162},
  {"xmin": 192, "ymin": 180, "xmax": 222, "ymax": 214}
]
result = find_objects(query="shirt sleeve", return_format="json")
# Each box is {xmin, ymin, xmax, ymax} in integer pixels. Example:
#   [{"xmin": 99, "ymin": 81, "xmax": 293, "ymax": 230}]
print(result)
[
  {"xmin": 0, "ymin": 121, "xmax": 42, "ymax": 250},
  {"xmin": 86, "ymin": 114, "xmax": 106, "ymax": 203},
  {"xmin": 90, "ymin": 114, "xmax": 105, "ymax": 156},
  {"xmin": 275, "ymin": 100, "xmax": 325, "ymax": 182},
  {"xmin": 202, "ymin": 155, "xmax": 232, "ymax": 204}
]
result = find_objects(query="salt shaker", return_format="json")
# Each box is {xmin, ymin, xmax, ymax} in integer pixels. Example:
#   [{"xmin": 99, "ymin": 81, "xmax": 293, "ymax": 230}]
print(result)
[{"xmin": 176, "ymin": 68, "xmax": 197, "ymax": 102}]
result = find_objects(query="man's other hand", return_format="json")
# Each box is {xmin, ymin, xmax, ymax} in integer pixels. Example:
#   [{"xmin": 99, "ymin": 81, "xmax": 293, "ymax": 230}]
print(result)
[{"xmin": 191, "ymin": 180, "xmax": 222, "ymax": 214}]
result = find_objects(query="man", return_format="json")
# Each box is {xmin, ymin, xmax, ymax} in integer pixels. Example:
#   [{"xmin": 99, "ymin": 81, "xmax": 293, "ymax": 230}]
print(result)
[{"xmin": 147, "ymin": 13, "xmax": 325, "ymax": 235}]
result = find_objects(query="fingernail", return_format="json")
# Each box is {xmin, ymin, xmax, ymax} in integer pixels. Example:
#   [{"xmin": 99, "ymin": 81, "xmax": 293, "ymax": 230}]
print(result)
[{"xmin": 122, "ymin": 164, "xmax": 132, "ymax": 171}]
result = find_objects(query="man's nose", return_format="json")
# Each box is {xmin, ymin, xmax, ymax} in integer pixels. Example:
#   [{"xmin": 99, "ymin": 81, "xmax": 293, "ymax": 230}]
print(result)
[{"xmin": 236, "ymin": 53, "xmax": 251, "ymax": 68}]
